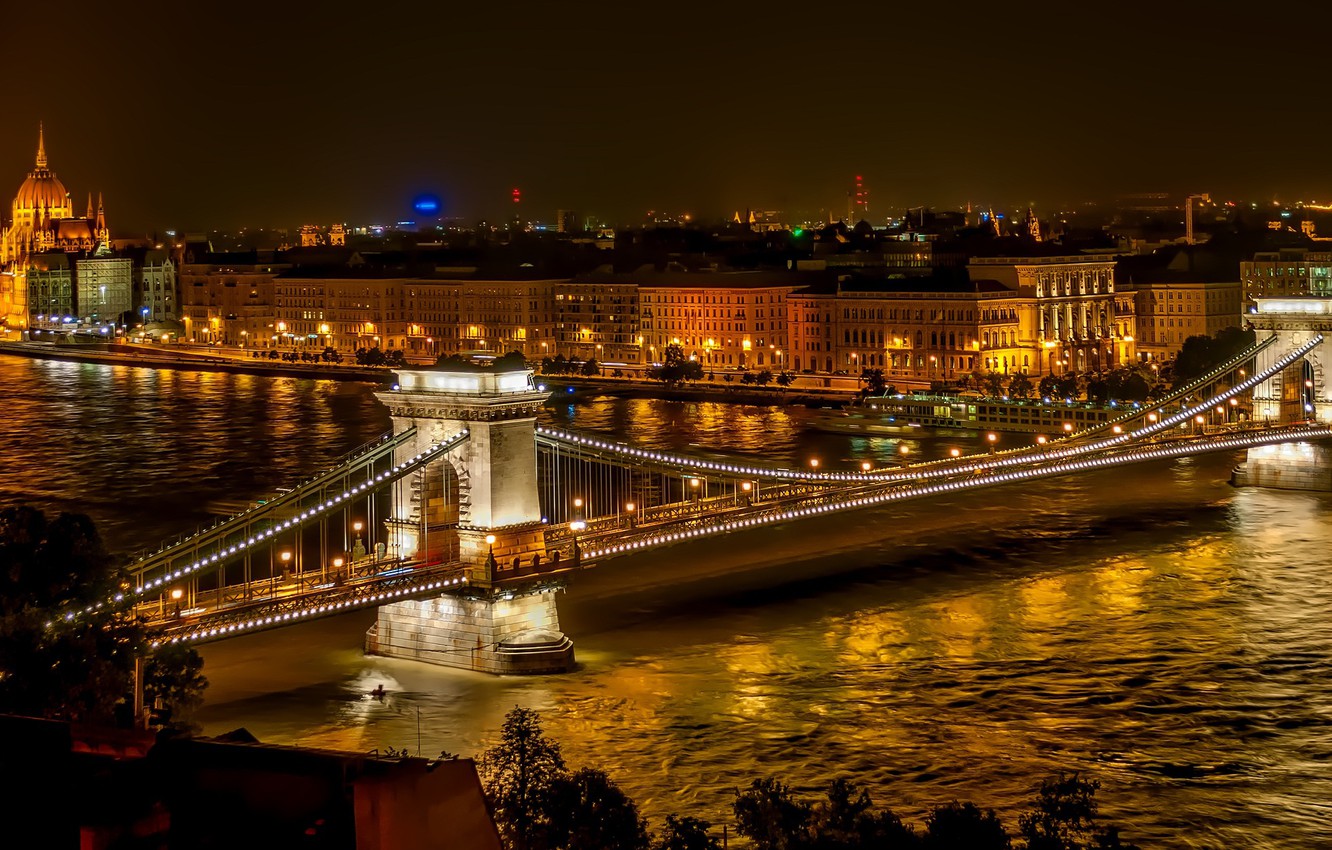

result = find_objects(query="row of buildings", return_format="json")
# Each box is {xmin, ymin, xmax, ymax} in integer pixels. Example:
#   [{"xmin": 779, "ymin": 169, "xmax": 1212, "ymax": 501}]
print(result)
[
  {"xmin": 0, "ymin": 126, "xmax": 177, "ymax": 331},
  {"xmin": 175, "ymin": 247, "xmax": 1263, "ymax": 381}
]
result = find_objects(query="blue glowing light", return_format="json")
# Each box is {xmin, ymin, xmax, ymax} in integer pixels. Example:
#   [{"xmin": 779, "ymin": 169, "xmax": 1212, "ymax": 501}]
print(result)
[{"xmin": 413, "ymin": 194, "xmax": 442, "ymax": 216}]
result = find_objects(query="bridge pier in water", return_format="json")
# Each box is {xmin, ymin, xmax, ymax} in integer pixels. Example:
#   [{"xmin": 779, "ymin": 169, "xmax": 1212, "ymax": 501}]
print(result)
[{"xmin": 368, "ymin": 365, "xmax": 575, "ymax": 674}]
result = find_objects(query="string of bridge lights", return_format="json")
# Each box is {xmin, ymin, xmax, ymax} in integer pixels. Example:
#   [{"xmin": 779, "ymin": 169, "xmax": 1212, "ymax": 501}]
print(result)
[
  {"xmin": 538, "ymin": 336, "xmax": 1320, "ymax": 490},
  {"xmin": 151, "ymin": 574, "xmax": 470, "ymax": 647},
  {"xmin": 580, "ymin": 424, "xmax": 1332, "ymax": 561},
  {"xmin": 536, "ymin": 427, "xmax": 903, "ymax": 482},
  {"xmin": 54, "ymin": 430, "xmax": 473, "ymax": 628},
  {"xmin": 881, "ymin": 334, "xmax": 1324, "ymax": 485}
]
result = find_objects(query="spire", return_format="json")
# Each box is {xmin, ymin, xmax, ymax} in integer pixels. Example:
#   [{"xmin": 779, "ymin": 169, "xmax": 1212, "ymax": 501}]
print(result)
[
  {"xmin": 95, "ymin": 192, "xmax": 108, "ymax": 247},
  {"xmin": 35, "ymin": 122, "xmax": 47, "ymax": 169},
  {"xmin": 86, "ymin": 192, "xmax": 94, "ymax": 220}
]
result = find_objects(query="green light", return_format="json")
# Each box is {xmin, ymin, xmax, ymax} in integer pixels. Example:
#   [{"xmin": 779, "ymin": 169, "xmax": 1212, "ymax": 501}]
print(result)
[{"xmin": 793, "ymin": 228, "xmax": 804, "ymax": 237}]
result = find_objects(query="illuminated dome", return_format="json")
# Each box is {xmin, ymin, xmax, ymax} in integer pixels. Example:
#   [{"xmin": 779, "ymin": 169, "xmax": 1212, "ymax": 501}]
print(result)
[
  {"xmin": 14, "ymin": 171, "xmax": 70, "ymax": 211},
  {"xmin": 10, "ymin": 124, "xmax": 73, "ymax": 223}
]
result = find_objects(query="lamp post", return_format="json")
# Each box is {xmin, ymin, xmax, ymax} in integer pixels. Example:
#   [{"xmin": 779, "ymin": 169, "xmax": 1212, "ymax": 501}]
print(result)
[
  {"xmin": 986, "ymin": 432, "xmax": 998, "ymax": 454},
  {"xmin": 280, "ymin": 550, "xmax": 292, "ymax": 586},
  {"xmin": 332, "ymin": 556, "xmax": 344, "ymax": 583},
  {"xmin": 485, "ymin": 533, "xmax": 497, "ymax": 571},
  {"xmin": 351, "ymin": 520, "xmax": 366, "ymax": 561},
  {"xmin": 624, "ymin": 502, "xmax": 636, "ymax": 528}
]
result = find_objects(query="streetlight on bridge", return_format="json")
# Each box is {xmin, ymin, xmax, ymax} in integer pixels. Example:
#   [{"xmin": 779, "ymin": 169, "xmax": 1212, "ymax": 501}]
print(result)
[{"xmin": 351, "ymin": 521, "xmax": 366, "ymax": 560}]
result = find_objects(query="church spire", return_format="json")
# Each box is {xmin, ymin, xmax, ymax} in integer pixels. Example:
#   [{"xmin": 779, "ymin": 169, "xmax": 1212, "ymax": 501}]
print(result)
[
  {"xmin": 35, "ymin": 122, "xmax": 47, "ymax": 169},
  {"xmin": 86, "ymin": 192, "xmax": 94, "ymax": 219}
]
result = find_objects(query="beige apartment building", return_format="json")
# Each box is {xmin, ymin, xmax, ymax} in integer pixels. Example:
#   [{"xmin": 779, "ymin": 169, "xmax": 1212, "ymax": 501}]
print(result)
[
  {"xmin": 788, "ymin": 279, "xmax": 1020, "ymax": 381},
  {"xmin": 637, "ymin": 270, "xmax": 797, "ymax": 370},
  {"xmin": 179, "ymin": 257, "xmax": 286, "ymax": 346},
  {"xmin": 1123, "ymin": 280, "xmax": 1242, "ymax": 360}
]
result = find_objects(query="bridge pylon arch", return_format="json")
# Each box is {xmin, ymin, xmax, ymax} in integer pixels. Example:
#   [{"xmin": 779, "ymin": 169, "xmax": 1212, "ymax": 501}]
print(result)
[{"xmin": 375, "ymin": 365, "xmax": 550, "ymax": 583}]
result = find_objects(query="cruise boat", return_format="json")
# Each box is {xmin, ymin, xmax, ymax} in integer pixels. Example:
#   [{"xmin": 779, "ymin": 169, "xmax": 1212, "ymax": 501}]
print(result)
[{"xmin": 810, "ymin": 393, "xmax": 1130, "ymax": 436}]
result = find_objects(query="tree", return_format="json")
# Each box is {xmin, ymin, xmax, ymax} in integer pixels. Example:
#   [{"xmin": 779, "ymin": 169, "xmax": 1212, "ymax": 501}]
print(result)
[
  {"xmin": 776, "ymin": 371, "xmax": 796, "ymax": 389},
  {"xmin": 143, "ymin": 642, "xmax": 208, "ymax": 731},
  {"xmin": 740, "ymin": 372, "xmax": 757, "ymax": 386},
  {"xmin": 385, "ymin": 349, "xmax": 407, "ymax": 369},
  {"xmin": 1085, "ymin": 374, "xmax": 1109, "ymax": 404},
  {"xmin": 983, "ymin": 371, "xmax": 1006, "ymax": 397},
  {"xmin": 812, "ymin": 779, "xmax": 919, "ymax": 850},
  {"xmin": 548, "ymin": 767, "xmax": 650, "ymax": 850},
  {"xmin": 0, "ymin": 507, "xmax": 207, "ymax": 726},
  {"xmin": 481, "ymin": 707, "xmax": 567, "ymax": 850},
  {"xmin": 1054, "ymin": 373, "xmax": 1082, "ymax": 400},
  {"xmin": 493, "ymin": 351, "xmax": 528, "ymax": 371},
  {"xmin": 581, "ymin": 358, "xmax": 601, "ymax": 377},
  {"xmin": 1173, "ymin": 326, "xmax": 1255, "ymax": 386},
  {"xmin": 922, "ymin": 801, "xmax": 1009, "ymax": 850},
  {"xmin": 1038, "ymin": 374, "xmax": 1060, "ymax": 399},
  {"xmin": 733, "ymin": 778, "xmax": 813, "ymax": 850},
  {"xmin": 1007, "ymin": 373, "xmax": 1034, "ymax": 399},
  {"xmin": 860, "ymin": 368, "xmax": 887, "ymax": 396},
  {"xmin": 755, "ymin": 370, "xmax": 773, "ymax": 387},
  {"xmin": 1018, "ymin": 774, "xmax": 1140, "ymax": 850},
  {"xmin": 654, "ymin": 815, "xmax": 720, "ymax": 850}
]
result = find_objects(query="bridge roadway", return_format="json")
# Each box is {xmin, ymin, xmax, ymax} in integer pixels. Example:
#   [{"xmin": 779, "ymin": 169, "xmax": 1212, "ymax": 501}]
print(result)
[{"xmin": 149, "ymin": 419, "xmax": 1331, "ymax": 646}]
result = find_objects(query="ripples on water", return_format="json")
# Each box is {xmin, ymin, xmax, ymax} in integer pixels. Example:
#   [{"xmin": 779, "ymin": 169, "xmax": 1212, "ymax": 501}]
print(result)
[{"xmin": 2, "ymin": 358, "xmax": 1330, "ymax": 848}]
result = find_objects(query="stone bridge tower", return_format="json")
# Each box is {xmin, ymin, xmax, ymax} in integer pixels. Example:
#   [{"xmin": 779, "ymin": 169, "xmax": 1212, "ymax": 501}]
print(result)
[
  {"xmin": 1234, "ymin": 297, "xmax": 1332, "ymax": 491},
  {"xmin": 368, "ymin": 365, "xmax": 574, "ymax": 674}
]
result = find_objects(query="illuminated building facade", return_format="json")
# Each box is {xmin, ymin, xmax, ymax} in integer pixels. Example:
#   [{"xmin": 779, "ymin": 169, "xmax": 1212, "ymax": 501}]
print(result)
[
  {"xmin": 26, "ymin": 253, "xmax": 74, "ymax": 323},
  {"xmin": 638, "ymin": 271, "xmax": 796, "ymax": 369},
  {"xmin": 1240, "ymin": 249, "xmax": 1332, "ymax": 313},
  {"xmin": 136, "ymin": 250, "xmax": 177, "ymax": 323},
  {"xmin": 968, "ymin": 255, "xmax": 1135, "ymax": 375},
  {"xmin": 1123, "ymin": 280, "xmax": 1241, "ymax": 360},
  {"xmin": 179, "ymin": 257, "xmax": 286, "ymax": 345},
  {"xmin": 0, "ymin": 125, "xmax": 111, "ymax": 331},
  {"xmin": 554, "ymin": 279, "xmax": 641, "ymax": 364},
  {"xmin": 74, "ymin": 257, "xmax": 133, "ymax": 323},
  {"xmin": 788, "ymin": 280, "xmax": 1006, "ymax": 380},
  {"xmin": 267, "ymin": 274, "xmax": 558, "ymax": 359}
]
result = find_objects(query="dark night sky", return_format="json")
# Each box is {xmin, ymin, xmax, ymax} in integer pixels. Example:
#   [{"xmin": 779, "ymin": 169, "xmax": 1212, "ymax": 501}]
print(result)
[{"xmin": 5, "ymin": 2, "xmax": 1327, "ymax": 231}]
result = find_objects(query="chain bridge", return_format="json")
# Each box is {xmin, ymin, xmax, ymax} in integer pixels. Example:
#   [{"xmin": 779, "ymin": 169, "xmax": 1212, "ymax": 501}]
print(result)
[{"xmin": 57, "ymin": 298, "xmax": 1332, "ymax": 674}]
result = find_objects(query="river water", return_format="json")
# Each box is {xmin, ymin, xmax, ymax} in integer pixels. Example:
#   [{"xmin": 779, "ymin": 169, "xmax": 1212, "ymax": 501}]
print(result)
[{"xmin": 3, "ymin": 356, "xmax": 1330, "ymax": 848}]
